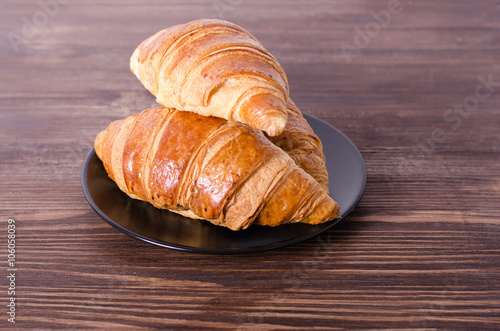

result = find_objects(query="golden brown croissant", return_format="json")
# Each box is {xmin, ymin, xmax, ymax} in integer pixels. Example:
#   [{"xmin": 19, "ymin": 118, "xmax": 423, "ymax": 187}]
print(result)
[
  {"xmin": 268, "ymin": 100, "xmax": 329, "ymax": 190},
  {"xmin": 130, "ymin": 19, "xmax": 289, "ymax": 136},
  {"xmin": 94, "ymin": 107, "xmax": 339, "ymax": 231}
]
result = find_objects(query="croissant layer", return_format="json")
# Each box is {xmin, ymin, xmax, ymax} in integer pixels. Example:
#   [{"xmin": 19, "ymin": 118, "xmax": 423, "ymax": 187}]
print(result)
[
  {"xmin": 130, "ymin": 19, "xmax": 290, "ymax": 136},
  {"xmin": 268, "ymin": 100, "xmax": 329, "ymax": 190},
  {"xmin": 95, "ymin": 107, "xmax": 339, "ymax": 231}
]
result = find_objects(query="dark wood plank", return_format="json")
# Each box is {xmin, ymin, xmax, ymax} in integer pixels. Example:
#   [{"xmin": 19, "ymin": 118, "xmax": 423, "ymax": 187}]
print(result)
[{"xmin": 1, "ymin": 0, "xmax": 499, "ymax": 329}]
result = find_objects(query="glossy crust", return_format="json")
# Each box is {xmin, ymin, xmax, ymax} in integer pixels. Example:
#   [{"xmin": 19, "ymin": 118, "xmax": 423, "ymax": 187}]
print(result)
[
  {"xmin": 130, "ymin": 19, "xmax": 289, "ymax": 136},
  {"xmin": 268, "ymin": 100, "xmax": 329, "ymax": 190},
  {"xmin": 94, "ymin": 107, "xmax": 339, "ymax": 231}
]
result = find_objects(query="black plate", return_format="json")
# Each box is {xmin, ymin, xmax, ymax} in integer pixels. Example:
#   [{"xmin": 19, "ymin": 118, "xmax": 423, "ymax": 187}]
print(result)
[{"xmin": 82, "ymin": 114, "xmax": 366, "ymax": 254}]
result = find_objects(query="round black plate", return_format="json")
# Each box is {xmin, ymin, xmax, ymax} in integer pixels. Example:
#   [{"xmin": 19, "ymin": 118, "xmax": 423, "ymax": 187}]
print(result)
[{"xmin": 81, "ymin": 114, "xmax": 366, "ymax": 254}]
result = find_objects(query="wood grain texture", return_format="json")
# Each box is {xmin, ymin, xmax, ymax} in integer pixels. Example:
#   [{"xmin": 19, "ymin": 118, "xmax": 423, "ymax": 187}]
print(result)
[{"xmin": 1, "ymin": 0, "xmax": 499, "ymax": 329}]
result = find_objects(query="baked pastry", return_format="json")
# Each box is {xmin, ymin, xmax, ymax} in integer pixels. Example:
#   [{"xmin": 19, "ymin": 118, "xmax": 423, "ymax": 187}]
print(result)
[
  {"xmin": 94, "ymin": 107, "xmax": 340, "ymax": 231},
  {"xmin": 269, "ymin": 100, "xmax": 329, "ymax": 190},
  {"xmin": 130, "ymin": 19, "xmax": 289, "ymax": 136}
]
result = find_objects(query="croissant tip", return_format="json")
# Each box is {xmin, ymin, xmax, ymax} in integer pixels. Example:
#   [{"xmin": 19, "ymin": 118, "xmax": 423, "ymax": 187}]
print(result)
[
  {"xmin": 264, "ymin": 118, "xmax": 287, "ymax": 136},
  {"xmin": 94, "ymin": 131, "xmax": 105, "ymax": 158},
  {"xmin": 130, "ymin": 48, "xmax": 140, "ymax": 77},
  {"xmin": 265, "ymin": 126, "xmax": 280, "ymax": 137}
]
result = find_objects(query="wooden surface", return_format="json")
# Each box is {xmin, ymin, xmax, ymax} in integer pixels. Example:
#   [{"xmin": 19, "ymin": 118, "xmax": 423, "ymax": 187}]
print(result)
[{"xmin": 1, "ymin": 0, "xmax": 500, "ymax": 329}]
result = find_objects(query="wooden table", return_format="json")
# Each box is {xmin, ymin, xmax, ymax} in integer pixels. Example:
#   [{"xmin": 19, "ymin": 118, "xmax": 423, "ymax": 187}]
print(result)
[{"xmin": 1, "ymin": 0, "xmax": 499, "ymax": 329}]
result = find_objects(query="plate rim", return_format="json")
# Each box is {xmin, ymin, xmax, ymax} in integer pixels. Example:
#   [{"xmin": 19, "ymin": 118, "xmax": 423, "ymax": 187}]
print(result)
[{"xmin": 81, "ymin": 113, "xmax": 366, "ymax": 254}]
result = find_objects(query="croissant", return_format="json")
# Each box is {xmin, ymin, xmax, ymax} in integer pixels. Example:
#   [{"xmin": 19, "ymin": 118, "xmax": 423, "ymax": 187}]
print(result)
[
  {"xmin": 130, "ymin": 19, "xmax": 289, "ymax": 136},
  {"xmin": 94, "ymin": 107, "xmax": 339, "ymax": 231},
  {"xmin": 269, "ymin": 100, "xmax": 329, "ymax": 190}
]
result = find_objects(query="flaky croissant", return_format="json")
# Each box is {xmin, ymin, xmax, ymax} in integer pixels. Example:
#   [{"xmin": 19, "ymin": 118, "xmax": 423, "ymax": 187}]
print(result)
[
  {"xmin": 130, "ymin": 19, "xmax": 289, "ymax": 136},
  {"xmin": 94, "ymin": 107, "xmax": 339, "ymax": 231},
  {"xmin": 269, "ymin": 100, "xmax": 329, "ymax": 190}
]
